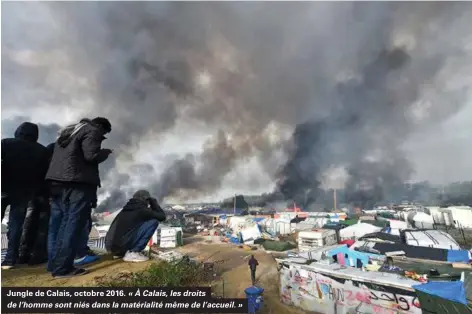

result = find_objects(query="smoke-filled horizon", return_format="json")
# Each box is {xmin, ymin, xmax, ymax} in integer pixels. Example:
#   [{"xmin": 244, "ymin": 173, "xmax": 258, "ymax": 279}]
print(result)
[{"xmin": 2, "ymin": 2, "xmax": 472, "ymax": 210}]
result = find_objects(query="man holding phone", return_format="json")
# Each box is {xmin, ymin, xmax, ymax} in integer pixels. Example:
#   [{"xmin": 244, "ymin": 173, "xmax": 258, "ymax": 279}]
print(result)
[
  {"xmin": 105, "ymin": 190, "xmax": 166, "ymax": 262},
  {"xmin": 45, "ymin": 117, "xmax": 113, "ymax": 278}
]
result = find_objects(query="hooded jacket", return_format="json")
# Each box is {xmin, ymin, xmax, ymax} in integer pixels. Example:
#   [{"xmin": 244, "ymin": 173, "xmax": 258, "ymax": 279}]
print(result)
[
  {"xmin": 1, "ymin": 123, "xmax": 49, "ymax": 194},
  {"xmin": 248, "ymin": 256, "xmax": 259, "ymax": 270},
  {"xmin": 105, "ymin": 197, "xmax": 166, "ymax": 255},
  {"xmin": 46, "ymin": 119, "xmax": 110, "ymax": 187}
]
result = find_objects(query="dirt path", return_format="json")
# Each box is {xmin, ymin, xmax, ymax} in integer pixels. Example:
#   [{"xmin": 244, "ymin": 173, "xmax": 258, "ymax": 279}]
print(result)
[{"xmin": 175, "ymin": 238, "xmax": 307, "ymax": 314}]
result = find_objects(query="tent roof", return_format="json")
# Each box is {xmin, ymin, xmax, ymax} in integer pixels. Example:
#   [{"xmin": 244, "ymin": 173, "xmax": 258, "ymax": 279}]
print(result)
[{"xmin": 413, "ymin": 281, "xmax": 467, "ymax": 305}]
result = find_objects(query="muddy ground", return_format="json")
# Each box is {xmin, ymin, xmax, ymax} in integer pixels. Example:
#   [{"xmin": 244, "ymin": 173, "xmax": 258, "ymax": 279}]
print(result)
[{"xmin": 1, "ymin": 235, "xmax": 308, "ymax": 314}]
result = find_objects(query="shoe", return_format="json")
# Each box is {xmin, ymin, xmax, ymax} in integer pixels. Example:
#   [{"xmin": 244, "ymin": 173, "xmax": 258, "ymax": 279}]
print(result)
[
  {"xmin": 123, "ymin": 251, "xmax": 149, "ymax": 262},
  {"xmin": 113, "ymin": 254, "xmax": 124, "ymax": 259},
  {"xmin": 86, "ymin": 248, "xmax": 97, "ymax": 256},
  {"xmin": 74, "ymin": 255, "xmax": 100, "ymax": 266},
  {"xmin": 53, "ymin": 268, "xmax": 88, "ymax": 279},
  {"xmin": 1, "ymin": 261, "xmax": 14, "ymax": 270}
]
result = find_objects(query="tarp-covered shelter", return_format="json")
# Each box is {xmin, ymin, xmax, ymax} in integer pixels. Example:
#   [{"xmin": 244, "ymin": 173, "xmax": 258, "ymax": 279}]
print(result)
[
  {"xmin": 413, "ymin": 273, "xmax": 472, "ymax": 314},
  {"xmin": 262, "ymin": 240, "xmax": 296, "ymax": 251},
  {"xmin": 339, "ymin": 222, "xmax": 382, "ymax": 240},
  {"xmin": 402, "ymin": 229, "xmax": 461, "ymax": 250},
  {"xmin": 351, "ymin": 240, "xmax": 471, "ymax": 263},
  {"xmin": 358, "ymin": 232, "xmax": 401, "ymax": 243}
]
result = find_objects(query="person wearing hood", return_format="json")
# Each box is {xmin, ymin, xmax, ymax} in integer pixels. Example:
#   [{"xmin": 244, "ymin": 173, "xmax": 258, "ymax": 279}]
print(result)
[
  {"xmin": 105, "ymin": 190, "xmax": 166, "ymax": 262},
  {"xmin": 1, "ymin": 122, "xmax": 49, "ymax": 269},
  {"xmin": 45, "ymin": 117, "xmax": 112, "ymax": 278}
]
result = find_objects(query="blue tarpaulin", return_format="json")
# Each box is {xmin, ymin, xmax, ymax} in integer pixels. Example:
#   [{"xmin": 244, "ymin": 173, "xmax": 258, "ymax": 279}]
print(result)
[
  {"xmin": 327, "ymin": 245, "xmax": 383, "ymax": 267},
  {"xmin": 413, "ymin": 281, "xmax": 468, "ymax": 305},
  {"xmin": 447, "ymin": 250, "xmax": 470, "ymax": 263},
  {"xmin": 230, "ymin": 236, "xmax": 241, "ymax": 244},
  {"xmin": 253, "ymin": 218, "xmax": 265, "ymax": 223}
]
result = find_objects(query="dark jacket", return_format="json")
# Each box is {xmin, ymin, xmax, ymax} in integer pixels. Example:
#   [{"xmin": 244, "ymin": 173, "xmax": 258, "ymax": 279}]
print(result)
[
  {"xmin": 248, "ymin": 257, "xmax": 259, "ymax": 270},
  {"xmin": 105, "ymin": 197, "xmax": 166, "ymax": 254},
  {"xmin": 45, "ymin": 119, "xmax": 109, "ymax": 187},
  {"xmin": 36, "ymin": 142, "xmax": 56, "ymax": 199},
  {"xmin": 1, "ymin": 122, "xmax": 49, "ymax": 195}
]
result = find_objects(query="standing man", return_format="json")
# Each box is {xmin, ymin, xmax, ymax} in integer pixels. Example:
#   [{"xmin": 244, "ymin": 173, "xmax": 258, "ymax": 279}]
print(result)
[
  {"xmin": 46, "ymin": 117, "xmax": 112, "ymax": 278},
  {"xmin": 18, "ymin": 142, "xmax": 56, "ymax": 265},
  {"xmin": 248, "ymin": 255, "xmax": 259, "ymax": 286},
  {"xmin": 1, "ymin": 122, "xmax": 49, "ymax": 269}
]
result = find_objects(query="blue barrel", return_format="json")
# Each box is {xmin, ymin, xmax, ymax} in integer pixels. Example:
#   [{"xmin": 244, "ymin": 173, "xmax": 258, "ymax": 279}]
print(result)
[{"xmin": 244, "ymin": 286, "xmax": 264, "ymax": 314}]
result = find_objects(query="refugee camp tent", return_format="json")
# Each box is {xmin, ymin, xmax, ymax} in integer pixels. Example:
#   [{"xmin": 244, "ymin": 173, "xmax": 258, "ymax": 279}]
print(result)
[
  {"xmin": 413, "ymin": 273, "xmax": 472, "ymax": 314},
  {"xmin": 358, "ymin": 232, "xmax": 401, "ymax": 243},
  {"xmin": 295, "ymin": 217, "xmax": 329, "ymax": 231},
  {"xmin": 339, "ymin": 222, "xmax": 382, "ymax": 240},
  {"xmin": 351, "ymin": 240, "xmax": 471, "ymax": 263},
  {"xmin": 407, "ymin": 211, "xmax": 435, "ymax": 229},
  {"xmin": 403, "ymin": 229, "xmax": 461, "ymax": 250},
  {"xmin": 262, "ymin": 240, "xmax": 296, "ymax": 252}
]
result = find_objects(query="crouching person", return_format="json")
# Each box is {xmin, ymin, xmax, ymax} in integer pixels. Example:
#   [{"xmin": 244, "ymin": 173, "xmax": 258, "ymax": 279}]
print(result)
[{"xmin": 105, "ymin": 190, "xmax": 166, "ymax": 262}]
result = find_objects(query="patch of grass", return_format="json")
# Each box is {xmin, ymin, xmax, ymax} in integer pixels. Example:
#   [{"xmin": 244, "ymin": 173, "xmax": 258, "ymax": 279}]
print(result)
[{"xmin": 97, "ymin": 259, "xmax": 207, "ymax": 287}]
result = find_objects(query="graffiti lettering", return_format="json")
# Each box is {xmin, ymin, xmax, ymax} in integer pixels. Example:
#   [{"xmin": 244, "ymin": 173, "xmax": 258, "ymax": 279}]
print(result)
[
  {"xmin": 412, "ymin": 297, "xmax": 421, "ymax": 308},
  {"xmin": 281, "ymin": 266, "xmax": 421, "ymax": 314},
  {"xmin": 320, "ymin": 283, "xmax": 345, "ymax": 302},
  {"xmin": 369, "ymin": 290, "xmax": 419, "ymax": 312}
]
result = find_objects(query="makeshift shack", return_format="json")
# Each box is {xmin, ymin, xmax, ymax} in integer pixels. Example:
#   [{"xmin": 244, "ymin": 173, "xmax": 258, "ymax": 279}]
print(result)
[{"xmin": 298, "ymin": 229, "xmax": 337, "ymax": 252}]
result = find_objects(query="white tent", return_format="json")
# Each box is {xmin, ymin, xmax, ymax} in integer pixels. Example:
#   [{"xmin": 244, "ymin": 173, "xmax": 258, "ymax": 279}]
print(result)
[
  {"xmin": 407, "ymin": 211, "xmax": 434, "ymax": 229},
  {"xmin": 404, "ymin": 230, "xmax": 461, "ymax": 250},
  {"xmin": 339, "ymin": 222, "xmax": 382, "ymax": 240}
]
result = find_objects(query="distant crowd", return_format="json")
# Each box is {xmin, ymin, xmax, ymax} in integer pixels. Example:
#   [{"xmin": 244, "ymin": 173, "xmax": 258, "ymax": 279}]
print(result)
[{"xmin": 2, "ymin": 118, "xmax": 166, "ymax": 278}]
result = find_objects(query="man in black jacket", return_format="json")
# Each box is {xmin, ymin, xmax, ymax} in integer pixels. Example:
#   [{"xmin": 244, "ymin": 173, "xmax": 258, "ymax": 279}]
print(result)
[
  {"xmin": 105, "ymin": 190, "xmax": 166, "ymax": 262},
  {"xmin": 18, "ymin": 142, "xmax": 56, "ymax": 266},
  {"xmin": 46, "ymin": 117, "xmax": 112, "ymax": 278},
  {"xmin": 248, "ymin": 255, "xmax": 259, "ymax": 286},
  {"xmin": 1, "ymin": 122, "xmax": 50, "ymax": 269}
]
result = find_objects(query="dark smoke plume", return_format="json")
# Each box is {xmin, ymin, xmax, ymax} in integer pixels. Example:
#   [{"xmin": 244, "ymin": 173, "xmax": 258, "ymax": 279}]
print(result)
[
  {"xmin": 276, "ymin": 48, "xmax": 417, "ymax": 208},
  {"xmin": 2, "ymin": 3, "xmax": 472, "ymax": 211}
]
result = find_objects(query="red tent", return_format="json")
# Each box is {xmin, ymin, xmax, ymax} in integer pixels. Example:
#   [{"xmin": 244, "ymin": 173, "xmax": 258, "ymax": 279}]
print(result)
[{"xmin": 340, "ymin": 239, "xmax": 355, "ymax": 247}]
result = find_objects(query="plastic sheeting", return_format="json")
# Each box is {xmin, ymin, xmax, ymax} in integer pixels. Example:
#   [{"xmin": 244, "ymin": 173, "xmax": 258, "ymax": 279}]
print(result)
[
  {"xmin": 339, "ymin": 222, "xmax": 382, "ymax": 240},
  {"xmin": 240, "ymin": 225, "xmax": 262, "ymax": 242},
  {"xmin": 447, "ymin": 249, "xmax": 471, "ymax": 263},
  {"xmin": 413, "ymin": 281, "xmax": 468, "ymax": 305},
  {"xmin": 405, "ymin": 230, "xmax": 461, "ymax": 250},
  {"xmin": 327, "ymin": 245, "xmax": 370, "ymax": 267}
]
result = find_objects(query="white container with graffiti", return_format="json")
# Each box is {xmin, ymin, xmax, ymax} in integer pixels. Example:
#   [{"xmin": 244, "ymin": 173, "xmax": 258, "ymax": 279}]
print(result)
[
  {"xmin": 298, "ymin": 229, "xmax": 337, "ymax": 252},
  {"xmin": 279, "ymin": 260, "xmax": 422, "ymax": 314}
]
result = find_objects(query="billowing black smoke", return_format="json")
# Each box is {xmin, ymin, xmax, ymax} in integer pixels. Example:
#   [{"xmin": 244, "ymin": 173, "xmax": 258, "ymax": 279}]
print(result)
[
  {"xmin": 276, "ymin": 48, "xmax": 432, "ymax": 208},
  {"xmin": 2, "ymin": 3, "xmax": 471, "ymax": 211}
]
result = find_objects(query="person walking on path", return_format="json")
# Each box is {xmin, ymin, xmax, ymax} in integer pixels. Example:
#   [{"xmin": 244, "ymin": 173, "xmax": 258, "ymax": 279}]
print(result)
[{"xmin": 248, "ymin": 255, "xmax": 259, "ymax": 286}]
